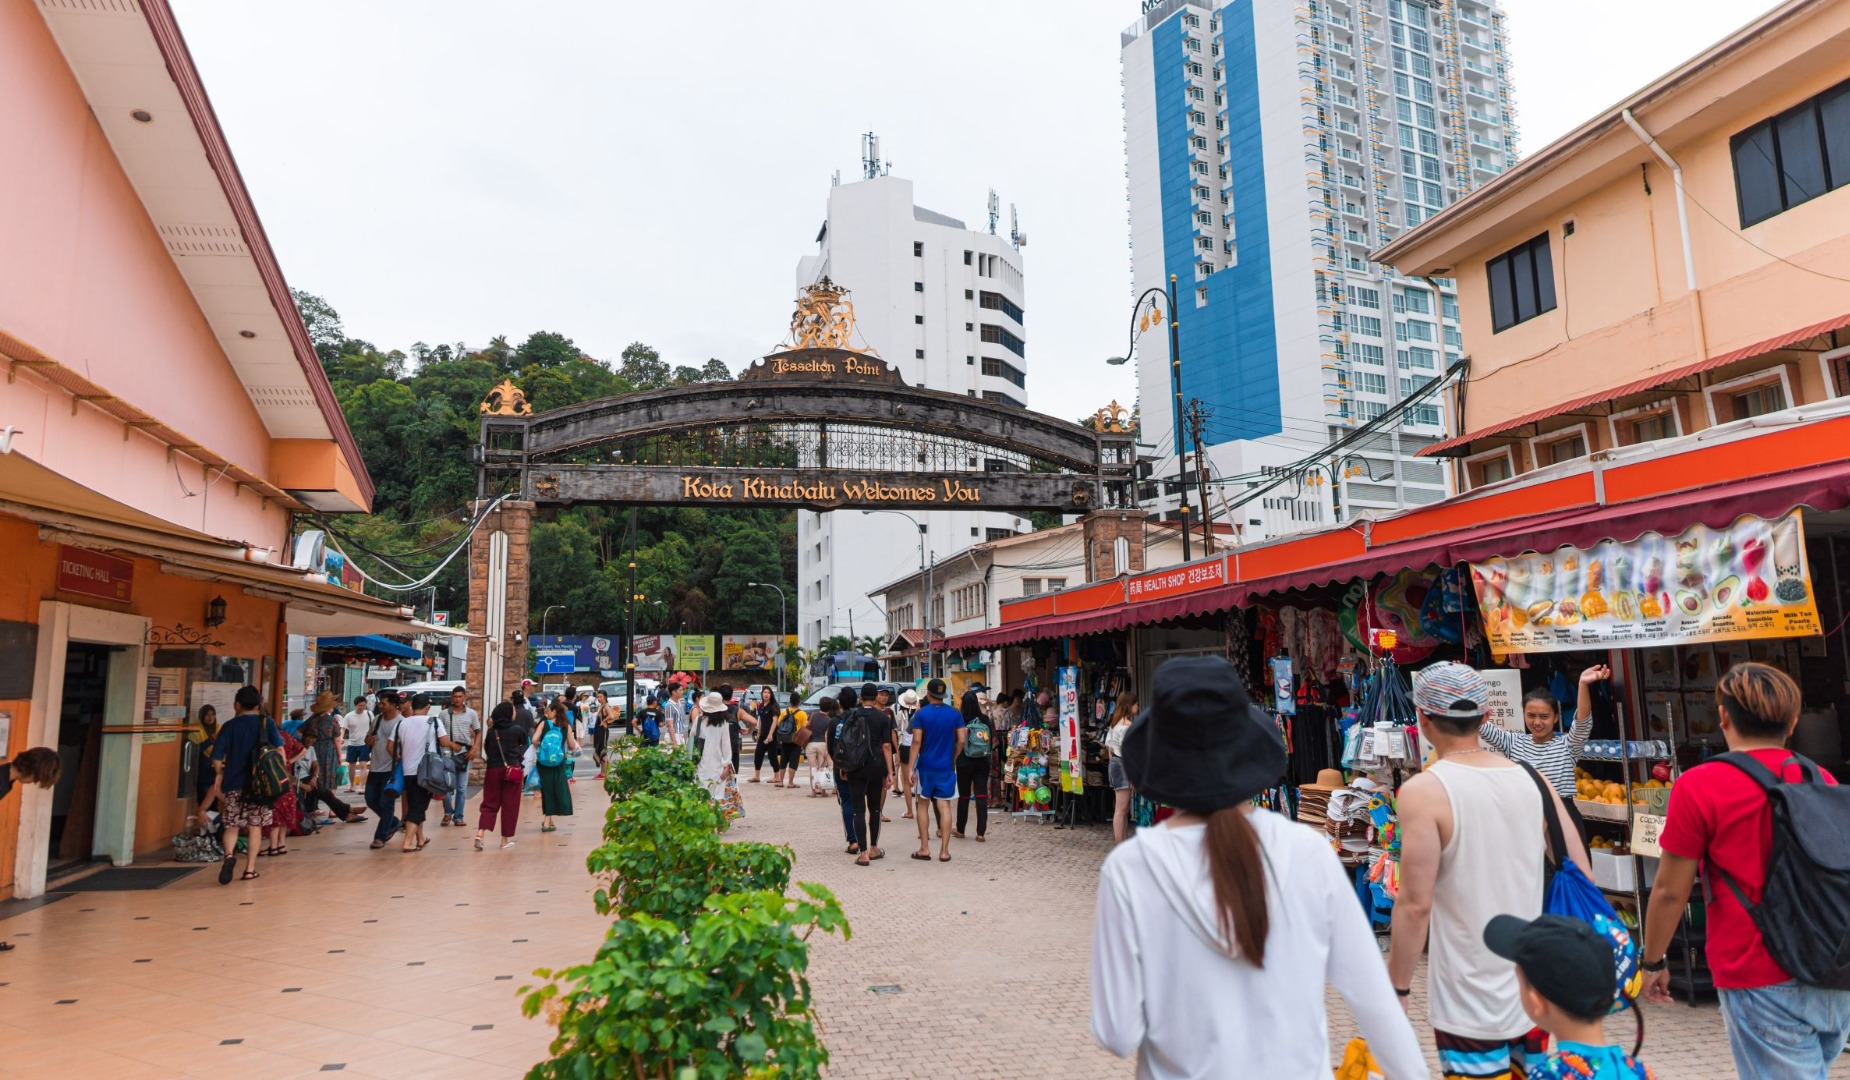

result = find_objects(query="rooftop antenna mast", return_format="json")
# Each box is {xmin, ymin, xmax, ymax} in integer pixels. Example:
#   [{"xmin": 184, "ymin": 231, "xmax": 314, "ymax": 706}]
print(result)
[
  {"xmin": 987, "ymin": 189, "xmax": 1000, "ymax": 234},
  {"xmin": 1010, "ymin": 203, "xmax": 1027, "ymax": 250},
  {"xmin": 861, "ymin": 132, "xmax": 884, "ymax": 180}
]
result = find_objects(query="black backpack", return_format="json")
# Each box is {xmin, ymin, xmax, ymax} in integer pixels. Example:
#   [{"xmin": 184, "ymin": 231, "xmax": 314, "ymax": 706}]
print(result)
[
  {"xmin": 774, "ymin": 709, "xmax": 799, "ymax": 744},
  {"xmin": 1711, "ymin": 751, "xmax": 1850, "ymax": 989},
  {"xmin": 835, "ymin": 710, "xmax": 874, "ymax": 775}
]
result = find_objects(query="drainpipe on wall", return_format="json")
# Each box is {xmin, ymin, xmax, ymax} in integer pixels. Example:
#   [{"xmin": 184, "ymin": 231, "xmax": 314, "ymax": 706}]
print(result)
[{"xmin": 1621, "ymin": 109, "xmax": 1711, "ymax": 365}]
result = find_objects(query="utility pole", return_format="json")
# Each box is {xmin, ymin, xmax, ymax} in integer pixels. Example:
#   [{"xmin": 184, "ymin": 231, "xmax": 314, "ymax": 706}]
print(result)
[
  {"xmin": 624, "ymin": 506, "xmax": 638, "ymax": 734},
  {"xmin": 1166, "ymin": 275, "xmax": 1192, "ymax": 562},
  {"xmin": 1187, "ymin": 400, "xmax": 1215, "ymax": 554}
]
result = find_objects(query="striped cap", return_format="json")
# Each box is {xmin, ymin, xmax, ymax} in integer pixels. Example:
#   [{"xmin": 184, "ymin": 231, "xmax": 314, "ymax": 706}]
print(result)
[{"xmin": 1410, "ymin": 661, "xmax": 1490, "ymax": 719}]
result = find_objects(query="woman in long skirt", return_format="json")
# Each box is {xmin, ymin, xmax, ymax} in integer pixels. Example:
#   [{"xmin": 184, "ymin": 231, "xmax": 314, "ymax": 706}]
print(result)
[
  {"xmin": 694, "ymin": 692, "xmax": 738, "ymax": 814},
  {"xmin": 536, "ymin": 697, "xmax": 578, "ymax": 831}
]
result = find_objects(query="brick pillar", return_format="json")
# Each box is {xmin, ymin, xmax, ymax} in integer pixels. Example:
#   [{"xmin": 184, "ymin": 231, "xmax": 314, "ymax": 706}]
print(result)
[
  {"xmin": 466, "ymin": 499, "xmax": 534, "ymax": 715},
  {"xmin": 1080, "ymin": 509, "xmax": 1148, "ymax": 582}
]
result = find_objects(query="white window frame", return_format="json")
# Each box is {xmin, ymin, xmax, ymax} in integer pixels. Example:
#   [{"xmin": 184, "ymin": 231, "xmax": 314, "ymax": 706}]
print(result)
[
  {"xmin": 1463, "ymin": 445, "xmax": 1518, "ymax": 488},
  {"xmin": 1526, "ymin": 422, "xmax": 1592, "ymax": 469},
  {"xmin": 1820, "ymin": 344, "xmax": 1850, "ymax": 397},
  {"xmin": 1702, "ymin": 366, "xmax": 1795, "ymax": 427},
  {"xmin": 1607, "ymin": 399, "xmax": 1683, "ymax": 447}
]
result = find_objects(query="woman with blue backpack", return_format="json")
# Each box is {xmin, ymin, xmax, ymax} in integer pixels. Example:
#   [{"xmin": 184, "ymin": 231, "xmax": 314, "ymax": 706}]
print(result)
[
  {"xmin": 954, "ymin": 687, "xmax": 993, "ymax": 842},
  {"xmin": 535, "ymin": 697, "xmax": 579, "ymax": 832}
]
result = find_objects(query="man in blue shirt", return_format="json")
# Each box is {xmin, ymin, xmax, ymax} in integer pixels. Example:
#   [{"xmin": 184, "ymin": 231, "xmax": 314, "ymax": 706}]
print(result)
[
  {"xmin": 207, "ymin": 685, "xmax": 281, "ymax": 884},
  {"xmin": 909, "ymin": 679, "xmax": 965, "ymax": 863}
]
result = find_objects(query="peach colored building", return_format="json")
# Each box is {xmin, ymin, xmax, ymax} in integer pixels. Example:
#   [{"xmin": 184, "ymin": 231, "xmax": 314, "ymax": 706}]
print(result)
[
  {"xmin": 0, "ymin": 0, "xmax": 409, "ymax": 898},
  {"xmin": 1375, "ymin": 0, "xmax": 1850, "ymax": 490}
]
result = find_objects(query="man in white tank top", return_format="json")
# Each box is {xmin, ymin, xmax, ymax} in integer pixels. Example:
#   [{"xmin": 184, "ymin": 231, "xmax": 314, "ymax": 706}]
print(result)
[{"xmin": 1387, "ymin": 662, "xmax": 1589, "ymax": 1080}]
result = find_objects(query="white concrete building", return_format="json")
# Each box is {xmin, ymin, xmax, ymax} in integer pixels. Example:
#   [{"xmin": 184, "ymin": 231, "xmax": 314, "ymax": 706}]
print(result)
[
  {"xmin": 793, "ymin": 168, "xmax": 1032, "ymax": 651},
  {"xmin": 1121, "ymin": 0, "xmax": 1517, "ymax": 541}
]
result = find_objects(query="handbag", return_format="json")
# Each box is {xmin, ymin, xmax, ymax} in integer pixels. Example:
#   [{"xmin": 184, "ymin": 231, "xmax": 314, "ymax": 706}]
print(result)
[{"xmin": 417, "ymin": 716, "xmax": 457, "ymax": 796}]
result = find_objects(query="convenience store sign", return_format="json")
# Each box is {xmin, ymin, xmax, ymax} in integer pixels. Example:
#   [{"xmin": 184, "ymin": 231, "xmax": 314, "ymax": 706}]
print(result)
[
  {"xmin": 1469, "ymin": 510, "xmax": 1823, "ymax": 654},
  {"xmin": 1126, "ymin": 557, "xmax": 1227, "ymax": 602}
]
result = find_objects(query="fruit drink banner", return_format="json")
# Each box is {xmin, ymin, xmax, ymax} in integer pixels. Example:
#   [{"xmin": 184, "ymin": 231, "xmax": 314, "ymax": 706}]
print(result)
[{"xmin": 1469, "ymin": 510, "xmax": 1822, "ymax": 654}]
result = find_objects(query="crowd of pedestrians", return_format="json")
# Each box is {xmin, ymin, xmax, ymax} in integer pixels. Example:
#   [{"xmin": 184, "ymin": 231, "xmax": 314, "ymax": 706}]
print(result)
[{"xmin": 1088, "ymin": 655, "xmax": 1849, "ymax": 1080}]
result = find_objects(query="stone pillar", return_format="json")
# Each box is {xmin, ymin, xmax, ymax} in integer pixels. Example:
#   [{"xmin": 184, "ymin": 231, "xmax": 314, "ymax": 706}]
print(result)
[
  {"xmin": 467, "ymin": 499, "xmax": 534, "ymax": 714},
  {"xmin": 1081, "ymin": 509, "xmax": 1148, "ymax": 582}
]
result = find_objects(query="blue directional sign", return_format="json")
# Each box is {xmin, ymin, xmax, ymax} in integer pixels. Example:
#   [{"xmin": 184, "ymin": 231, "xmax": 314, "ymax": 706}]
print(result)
[{"xmin": 533, "ymin": 650, "xmax": 576, "ymax": 675}]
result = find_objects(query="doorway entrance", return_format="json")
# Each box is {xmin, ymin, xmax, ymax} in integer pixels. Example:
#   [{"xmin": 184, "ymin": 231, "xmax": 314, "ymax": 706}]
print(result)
[{"xmin": 49, "ymin": 642, "xmax": 112, "ymax": 870}]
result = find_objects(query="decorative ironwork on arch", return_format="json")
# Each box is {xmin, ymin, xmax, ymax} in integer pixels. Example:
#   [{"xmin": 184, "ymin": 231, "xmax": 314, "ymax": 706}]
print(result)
[{"xmin": 477, "ymin": 285, "xmax": 1137, "ymax": 513}]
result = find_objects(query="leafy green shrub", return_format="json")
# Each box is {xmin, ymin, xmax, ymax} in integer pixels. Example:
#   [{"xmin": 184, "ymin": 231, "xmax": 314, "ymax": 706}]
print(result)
[
  {"xmin": 587, "ymin": 789, "xmax": 791, "ymax": 921},
  {"xmin": 526, "ymin": 739, "xmax": 850, "ymax": 1079},
  {"xmin": 524, "ymin": 885, "xmax": 848, "ymax": 1079}
]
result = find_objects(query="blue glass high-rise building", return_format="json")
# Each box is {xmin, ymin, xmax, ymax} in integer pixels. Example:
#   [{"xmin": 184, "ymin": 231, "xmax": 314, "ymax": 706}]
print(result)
[{"xmin": 1121, "ymin": 0, "xmax": 1516, "ymax": 540}]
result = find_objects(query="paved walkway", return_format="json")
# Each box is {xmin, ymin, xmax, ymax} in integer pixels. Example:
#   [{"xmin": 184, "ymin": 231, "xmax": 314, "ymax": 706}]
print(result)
[{"xmin": 0, "ymin": 761, "xmax": 1832, "ymax": 1077}]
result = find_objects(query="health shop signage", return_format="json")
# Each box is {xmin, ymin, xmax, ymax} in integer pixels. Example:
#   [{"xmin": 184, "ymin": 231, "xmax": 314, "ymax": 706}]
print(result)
[
  {"xmin": 1469, "ymin": 510, "xmax": 1822, "ymax": 654},
  {"xmin": 1126, "ymin": 557, "xmax": 1227, "ymax": 602}
]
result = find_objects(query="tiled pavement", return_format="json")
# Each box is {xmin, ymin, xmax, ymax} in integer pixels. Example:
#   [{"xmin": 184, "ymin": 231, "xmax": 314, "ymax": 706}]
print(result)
[{"xmin": 0, "ymin": 763, "xmax": 1837, "ymax": 1077}]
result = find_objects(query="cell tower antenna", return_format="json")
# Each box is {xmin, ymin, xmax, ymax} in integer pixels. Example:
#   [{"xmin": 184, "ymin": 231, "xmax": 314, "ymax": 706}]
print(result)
[
  {"xmin": 1010, "ymin": 203, "xmax": 1026, "ymax": 250},
  {"xmin": 831, "ymin": 169, "xmax": 841, "ymax": 188},
  {"xmin": 861, "ymin": 132, "xmax": 883, "ymax": 180},
  {"xmin": 987, "ymin": 189, "xmax": 1000, "ymax": 234}
]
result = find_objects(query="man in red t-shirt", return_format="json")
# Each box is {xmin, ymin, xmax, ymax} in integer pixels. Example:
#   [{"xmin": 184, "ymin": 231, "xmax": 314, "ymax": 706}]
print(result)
[{"xmin": 1642, "ymin": 662, "xmax": 1850, "ymax": 1080}]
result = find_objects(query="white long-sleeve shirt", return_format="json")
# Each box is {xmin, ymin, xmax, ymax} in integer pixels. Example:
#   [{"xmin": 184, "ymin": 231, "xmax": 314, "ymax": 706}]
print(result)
[{"xmin": 1091, "ymin": 810, "xmax": 1430, "ymax": 1080}]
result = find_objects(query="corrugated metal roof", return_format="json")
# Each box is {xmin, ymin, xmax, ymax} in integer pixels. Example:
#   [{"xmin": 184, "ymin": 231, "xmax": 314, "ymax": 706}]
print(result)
[{"xmin": 1421, "ymin": 311, "xmax": 1850, "ymax": 456}]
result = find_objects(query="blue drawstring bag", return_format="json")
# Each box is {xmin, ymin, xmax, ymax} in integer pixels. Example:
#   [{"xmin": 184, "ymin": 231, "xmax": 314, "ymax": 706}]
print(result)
[{"xmin": 1518, "ymin": 763, "xmax": 1644, "ymax": 1056}]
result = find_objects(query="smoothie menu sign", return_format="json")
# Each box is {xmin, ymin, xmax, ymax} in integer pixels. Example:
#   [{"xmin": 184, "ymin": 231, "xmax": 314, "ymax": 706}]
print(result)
[{"xmin": 1469, "ymin": 510, "xmax": 1822, "ymax": 654}]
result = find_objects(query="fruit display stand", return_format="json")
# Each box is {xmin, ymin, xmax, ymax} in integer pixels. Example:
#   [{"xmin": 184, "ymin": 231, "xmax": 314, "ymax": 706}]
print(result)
[{"xmin": 1574, "ymin": 726, "xmax": 1684, "ymax": 975}]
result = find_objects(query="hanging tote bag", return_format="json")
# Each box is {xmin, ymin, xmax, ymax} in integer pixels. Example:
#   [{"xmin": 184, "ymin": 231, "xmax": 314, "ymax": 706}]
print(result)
[
  {"xmin": 1518, "ymin": 763, "xmax": 1644, "ymax": 1056},
  {"xmin": 416, "ymin": 716, "xmax": 457, "ymax": 797}
]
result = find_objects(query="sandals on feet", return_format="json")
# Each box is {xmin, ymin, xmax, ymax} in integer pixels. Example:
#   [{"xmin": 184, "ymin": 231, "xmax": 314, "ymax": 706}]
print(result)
[
  {"xmin": 473, "ymin": 836, "xmax": 484, "ymax": 851},
  {"xmin": 241, "ymin": 870, "xmax": 260, "ymax": 880},
  {"xmin": 910, "ymin": 852, "xmax": 932, "ymax": 861}
]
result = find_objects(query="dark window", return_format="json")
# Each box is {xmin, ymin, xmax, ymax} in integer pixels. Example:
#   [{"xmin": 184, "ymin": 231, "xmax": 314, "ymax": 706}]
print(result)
[
  {"xmin": 914, "ymin": 282, "xmax": 924, "ymax": 293},
  {"xmin": 978, "ymin": 291, "xmax": 1026, "ymax": 323},
  {"xmin": 963, "ymin": 250, "xmax": 973, "ymax": 265},
  {"xmin": 979, "ymin": 324, "xmax": 1026, "ymax": 358},
  {"xmin": 1731, "ymin": 78, "xmax": 1850, "ymax": 226},
  {"xmin": 965, "ymin": 289, "xmax": 974, "ymax": 299},
  {"xmin": 914, "ymin": 315, "xmax": 924, "ymax": 325},
  {"xmin": 985, "ymin": 528, "xmax": 1014, "ymax": 542},
  {"xmin": 980, "ymin": 390, "xmax": 1025, "ymax": 409},
  {"xmin": 980, "ymin": 356, "xmax": 1027, "ymax": 388},
  {"xmin": 914, "ymin": 349, "xmax": 925, "ymax": 359},
  {"xmin": 966, "ymin": 355, "xmax": 975, "ymax": 364},
  {"xmin": 1486, "ymin": 233, "xmax": 1556, "ymax": 333},
  {"xmin": 1542, "ymin": 433, "xmax": 1586, "ymax": 465},
  {"xmin": 914, "ymin": 241, "xmax": 924, "ymax": 257}
]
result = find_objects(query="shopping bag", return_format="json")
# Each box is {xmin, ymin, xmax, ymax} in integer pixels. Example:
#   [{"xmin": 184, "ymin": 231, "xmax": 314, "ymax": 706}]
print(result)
[
  {"xmin": 1333, "ymin": 1037, "xmax": 1384, "ymax": 1080},
  {"xmin": 816, "ymin": 766, "xmax": 836, "ymax": 793},
  {"xmin": 335, "ymin": 764, "xmax": 349, "ymax": 787}
]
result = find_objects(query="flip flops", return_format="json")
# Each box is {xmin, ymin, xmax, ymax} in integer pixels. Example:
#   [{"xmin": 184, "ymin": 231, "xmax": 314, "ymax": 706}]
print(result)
[
  {"xmin": 218, "ymin": 856, "xmax": 237, "ymax": 885},
  {"xmin": 910, "ymin": 852, "xmax": 932, "ymax": 861}
]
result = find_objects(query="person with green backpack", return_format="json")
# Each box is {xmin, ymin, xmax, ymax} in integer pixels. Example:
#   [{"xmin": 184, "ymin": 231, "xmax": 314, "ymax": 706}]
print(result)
[
  {"xmin": 535, "ymin": 697, "xmax": 579, "ymax": 832},
  {"xmin": 954, "ymin": 686, "xmax": 993, "ymax": 842},
  {"xmin": 206, "ymin": 685, "xmax": 283, "ymax": 884}
]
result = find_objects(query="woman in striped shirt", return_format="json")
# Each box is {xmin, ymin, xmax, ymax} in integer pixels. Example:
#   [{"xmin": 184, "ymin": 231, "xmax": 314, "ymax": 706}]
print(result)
[{"xmin": 1480, "ymin": 665, "xmax": 1608, "ymax": 839}]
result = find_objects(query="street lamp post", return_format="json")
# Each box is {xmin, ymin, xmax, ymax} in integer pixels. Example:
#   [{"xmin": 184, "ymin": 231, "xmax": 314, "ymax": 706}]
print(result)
[
  {"xmin": 863, "ymin": 509, "xmax": 929, "ymax": 682},
  {"xmin": 1107, "ymin": 273, "xmax": 1191, "ymax": 562},
  {"xmin": 540, "ymin": 604, "xmax": 565, "ymax": 639},
  {"xmin": 745, "ymin": 581, "xmax": 787, "ymax": 693}
]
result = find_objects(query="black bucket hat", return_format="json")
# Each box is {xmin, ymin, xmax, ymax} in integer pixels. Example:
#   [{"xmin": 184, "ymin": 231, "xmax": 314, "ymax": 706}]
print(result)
[{"xmin": 1120, "ymin": 655, "xmax": 1287, "ymax": 813}]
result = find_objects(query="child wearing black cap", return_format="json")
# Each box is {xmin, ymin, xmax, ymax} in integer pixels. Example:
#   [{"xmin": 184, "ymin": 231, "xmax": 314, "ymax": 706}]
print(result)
[{"xmin": 1482, "ymin": 915, "xmax": 1654, "ymax": 1079}]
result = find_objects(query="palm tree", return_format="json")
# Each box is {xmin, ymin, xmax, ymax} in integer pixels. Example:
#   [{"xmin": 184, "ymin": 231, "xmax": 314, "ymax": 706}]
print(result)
[{"xmin": 854, "ymin": 634, "xmax": 889, "ymax": 659}]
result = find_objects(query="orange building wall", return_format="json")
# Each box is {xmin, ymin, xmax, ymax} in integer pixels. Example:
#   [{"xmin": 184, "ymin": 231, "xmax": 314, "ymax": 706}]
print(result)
[
  {"xmin": 1445, "ymin": 59, "xmax": 1850, "ymax": 435},
  {"xmin": 0, "ymin": 513, "xmax": 283, "ymax": 893}
]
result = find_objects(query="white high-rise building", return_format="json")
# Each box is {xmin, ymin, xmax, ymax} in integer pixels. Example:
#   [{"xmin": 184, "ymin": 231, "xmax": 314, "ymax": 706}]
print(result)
[
  {"xmin": 1121, "ymin": 0, "xmax": 1517, "ymax": 541},
  {"xmin": 793, "ymin": 163, "xmax": 1031, "ymax": 652}
]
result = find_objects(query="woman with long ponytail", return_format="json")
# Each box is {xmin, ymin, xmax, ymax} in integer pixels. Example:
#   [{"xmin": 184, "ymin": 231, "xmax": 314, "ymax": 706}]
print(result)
[{"xmin": 1089, "ymin": 656, "xmax": 1426, "ymax": 1079}]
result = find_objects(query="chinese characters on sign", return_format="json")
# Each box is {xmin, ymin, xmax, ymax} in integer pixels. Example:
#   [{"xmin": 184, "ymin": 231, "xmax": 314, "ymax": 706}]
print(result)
[
  {"xmin": 1469, "ymin": 511, "xmax": 1823, "ymax": 654},
  {"xmin": 1125, "ymin": 558, "xmax": 1226, "ymax": 602}
]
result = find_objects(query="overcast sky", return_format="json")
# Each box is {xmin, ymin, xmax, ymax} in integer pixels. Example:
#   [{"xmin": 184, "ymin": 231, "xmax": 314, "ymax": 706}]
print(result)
[{"xmin": 172, "ymin": 0, "xmax": 1775, "ymax": 425}]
